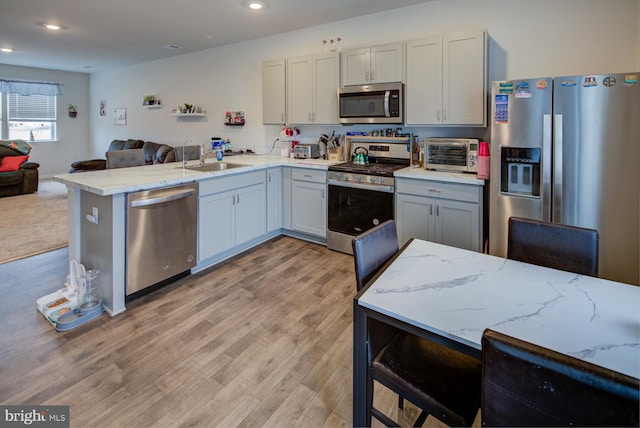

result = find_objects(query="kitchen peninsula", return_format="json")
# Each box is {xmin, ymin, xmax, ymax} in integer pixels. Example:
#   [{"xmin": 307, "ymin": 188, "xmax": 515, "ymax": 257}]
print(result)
[
  {"xmin": 54, "ymin": 155, "xmax": 339, "ymax": 316},
  {"xmin": 55, "ymin": 151, "xmax": 486, "ymax": 317}
]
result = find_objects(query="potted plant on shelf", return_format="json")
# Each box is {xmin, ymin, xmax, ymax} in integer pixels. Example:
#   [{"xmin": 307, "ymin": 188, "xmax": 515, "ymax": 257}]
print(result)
[
  {"xmin": 143, "ymin": 95, "xmax": 157, "ymax": 106},
  {"xmin": 68, "ymin": 104, "xmax": 78, "ymax": 118}
]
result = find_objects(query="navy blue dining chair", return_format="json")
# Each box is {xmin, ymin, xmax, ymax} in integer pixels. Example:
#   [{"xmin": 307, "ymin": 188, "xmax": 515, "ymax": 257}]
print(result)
[
  {"xmin": 507, "ymin": 217, "xmax": 599, "ymax": 276},
  {"xmin": 482, "ymin": 328, "xmax": 640, "ymax": 427},
  {"xmin": 352, "ymin": 220, "xmax": 481, "ymax": 426}
]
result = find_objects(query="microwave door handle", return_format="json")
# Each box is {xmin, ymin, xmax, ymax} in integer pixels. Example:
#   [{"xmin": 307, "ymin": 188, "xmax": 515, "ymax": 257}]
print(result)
[{"xmin": 384, "ymin": 90, "xmax": 391, "ymax": 117}]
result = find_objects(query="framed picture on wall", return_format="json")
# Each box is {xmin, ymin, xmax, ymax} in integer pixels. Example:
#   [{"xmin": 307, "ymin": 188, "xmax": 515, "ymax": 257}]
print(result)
[{"xmin": 114, "ymin": 108, "xmax": 126, "ymax": 125}]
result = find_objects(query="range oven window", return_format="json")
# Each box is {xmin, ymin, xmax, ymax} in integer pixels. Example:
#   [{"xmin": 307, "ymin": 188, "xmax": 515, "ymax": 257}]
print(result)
[{"xmin": 328, "ymin": 184, "xmax": 394, "ymax": 236}]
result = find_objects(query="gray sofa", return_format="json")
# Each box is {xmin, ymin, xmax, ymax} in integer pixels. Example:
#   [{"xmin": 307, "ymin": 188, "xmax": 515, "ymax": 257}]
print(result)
[{"xmin": 69, "ymin": 139, "xmax": 178, "ymax": 173}]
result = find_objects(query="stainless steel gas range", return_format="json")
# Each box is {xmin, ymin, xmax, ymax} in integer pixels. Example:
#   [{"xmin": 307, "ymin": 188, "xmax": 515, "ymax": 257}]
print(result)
[{"xmin": 327, "ymin": 137, "xmax": 411, "ymax": 254}]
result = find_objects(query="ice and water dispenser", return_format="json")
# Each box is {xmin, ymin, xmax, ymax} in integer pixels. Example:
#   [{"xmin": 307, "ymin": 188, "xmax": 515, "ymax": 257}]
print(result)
[{"xmin": 500, "ymin": 147, "xmax": 541, "ymax": 197}]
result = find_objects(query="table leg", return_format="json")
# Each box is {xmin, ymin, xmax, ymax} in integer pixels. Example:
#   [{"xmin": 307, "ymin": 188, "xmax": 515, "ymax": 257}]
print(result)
[{"xmin": 353, "ymin": 300, "xmax": 371, "ymax": 427}]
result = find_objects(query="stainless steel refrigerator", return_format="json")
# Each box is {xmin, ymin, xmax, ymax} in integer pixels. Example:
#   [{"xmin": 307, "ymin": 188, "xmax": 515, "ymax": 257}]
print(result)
[{"xmin": 489, "ymin": 73, "xmax": 639, "ymax": 285}]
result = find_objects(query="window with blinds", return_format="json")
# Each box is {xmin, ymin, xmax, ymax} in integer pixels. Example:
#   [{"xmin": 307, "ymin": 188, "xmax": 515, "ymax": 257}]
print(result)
[{"xmin": 6, "ymin": 93, "xmax": 57, "ymax": 141}]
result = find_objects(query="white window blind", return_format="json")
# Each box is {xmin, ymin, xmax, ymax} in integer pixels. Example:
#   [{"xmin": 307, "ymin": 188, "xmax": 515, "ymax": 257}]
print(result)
[{"xmin": 8, "ymin": 94, "xmax": 57, "ymax": 121}]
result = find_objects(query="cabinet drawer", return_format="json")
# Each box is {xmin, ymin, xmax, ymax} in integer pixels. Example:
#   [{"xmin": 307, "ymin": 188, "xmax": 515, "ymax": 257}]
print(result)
[
  {"xmin": 397, "ymin": 178, "xmax": 480, "ymax": 203},
  {"xmin": 199, "ymin": 170, "xmax": 265, "ymax": 196},
  {"xmin": 291, "ymin": 168, "xmax": 326, "ymax": 184}
]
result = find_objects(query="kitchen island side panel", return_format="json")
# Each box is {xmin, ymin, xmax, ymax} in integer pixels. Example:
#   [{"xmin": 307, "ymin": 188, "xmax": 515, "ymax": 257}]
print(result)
[{"xmin": 79, "ymin": 190, "xmax": 126, "ymax": 315}]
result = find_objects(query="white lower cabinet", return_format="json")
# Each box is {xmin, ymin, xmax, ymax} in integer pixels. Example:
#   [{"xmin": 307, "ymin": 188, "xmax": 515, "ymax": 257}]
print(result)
[
  {"xmin": 198, "ymin": 171, "xmax": 266, "ymax": 261},
  {"xmin": 290, "ymin": 168, "xmax": 327, "ymax": 238},
  {"xmin": 396, "ymin": 178, "xmax": 483, "ymax": 251},
  {"xmin": 267, "ymin": 167, "xmax": 283, "ymax": 232}
]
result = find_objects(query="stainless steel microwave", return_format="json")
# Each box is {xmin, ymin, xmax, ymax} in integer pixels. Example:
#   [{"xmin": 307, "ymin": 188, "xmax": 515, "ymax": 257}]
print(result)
[{"xmin": 338, "ymin": 83, "xmax": 404, "ymax": 124}]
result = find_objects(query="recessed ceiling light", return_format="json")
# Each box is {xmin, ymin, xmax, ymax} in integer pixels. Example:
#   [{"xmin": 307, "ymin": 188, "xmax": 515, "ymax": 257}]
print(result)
[
  {"xmin": 37, "ymin": 22, "xmax": 67, "ymax": 31},
  {"xmin": 162, "ymin": 44, "xmax": 182, "ymax": 50},
  {"xmin": 249, "ymin": 1, "xmax": 264, "ymax": 10},
  {"xmin": 1, "ymin": 48, "xmax": 13, "ymax": 53}
]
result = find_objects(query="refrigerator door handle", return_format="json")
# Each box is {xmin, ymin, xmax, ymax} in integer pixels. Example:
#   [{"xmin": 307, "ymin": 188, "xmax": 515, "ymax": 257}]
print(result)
[
  {"xmin": 553, "ymin": 113, "xmax": 563, "ymax": 223},
  {"xmin": 542, "ymin": 114, "xmax": 553, "ymax": 222}
]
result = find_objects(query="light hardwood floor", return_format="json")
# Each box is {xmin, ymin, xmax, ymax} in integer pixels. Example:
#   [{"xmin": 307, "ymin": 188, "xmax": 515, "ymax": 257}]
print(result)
[{"xmin": 0, "ymin": 236, "xmax": 469, "ymax": 427}]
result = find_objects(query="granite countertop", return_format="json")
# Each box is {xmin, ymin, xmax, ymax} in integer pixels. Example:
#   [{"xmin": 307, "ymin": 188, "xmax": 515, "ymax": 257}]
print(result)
[
  {"xmin": 54, "ymin": 155, "xmax": 342, "ymax": 196},
  {"xmin": 54, "ymin": 154, "xmax": 486, "ymax": 195},
  {"xmin": 358, "ymin": 239, "xmax": 640, "ymax": 379},
  {"xmin": 394, "ymin": 166, "xmax": 485, "ymax": 185}
]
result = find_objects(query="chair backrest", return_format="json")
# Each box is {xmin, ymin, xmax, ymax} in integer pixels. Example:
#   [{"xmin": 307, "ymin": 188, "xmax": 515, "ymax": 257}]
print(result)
[
  {"xmin": 352, "ymin": 220, "xmax": 399, "ymax": 291},
  {"xmin": 481, "ymin": 329, "xmax": 639, "ymax": 427},
  {"xmin": 507, "ymin": 216, "xmax": 599, "ymax": 276},
  {"xmin": 173, "ymin": 145, "xmax": 200, "ymax": 162},
  {"xmin": 105, "ymin": 149, "xmax": 145, "ymax": 169}
]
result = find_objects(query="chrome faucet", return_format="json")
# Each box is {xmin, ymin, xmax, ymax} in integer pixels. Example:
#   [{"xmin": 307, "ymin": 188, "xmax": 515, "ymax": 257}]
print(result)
[
  {"xmin": 182, "ymin": 140, "xmax": 188, "ymax": 169},
  {"xmin": 200, "ymin": 142, "xmax": 216, "ymax": 165}
]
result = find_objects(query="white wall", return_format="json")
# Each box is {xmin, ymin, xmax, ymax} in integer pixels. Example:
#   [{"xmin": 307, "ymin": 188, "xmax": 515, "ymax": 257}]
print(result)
[
  {"xmin": 0, "ymin": 64, "xmax": 90, "ymax": 178},
  {"xmin": 89, "ymin": 0, "xmax": 638, "ymax": 158}
]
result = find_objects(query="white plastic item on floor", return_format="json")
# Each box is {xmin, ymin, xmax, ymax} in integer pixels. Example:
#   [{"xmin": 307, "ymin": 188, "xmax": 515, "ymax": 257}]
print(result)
[{"xmin": 36, "ymin": 259, "xmax": 83, "ymax": 326}]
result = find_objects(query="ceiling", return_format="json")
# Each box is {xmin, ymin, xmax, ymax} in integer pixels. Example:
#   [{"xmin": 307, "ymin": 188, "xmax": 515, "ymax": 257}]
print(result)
[{"xmin": 0, "ymin": 0, "xmax": 432, "ymax": 74}]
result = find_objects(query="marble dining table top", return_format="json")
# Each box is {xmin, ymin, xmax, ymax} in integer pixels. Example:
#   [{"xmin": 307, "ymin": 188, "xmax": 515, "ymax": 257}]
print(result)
[{"xmin": 358, "ymin": 239, "xmax": 640, "ymax": 379}]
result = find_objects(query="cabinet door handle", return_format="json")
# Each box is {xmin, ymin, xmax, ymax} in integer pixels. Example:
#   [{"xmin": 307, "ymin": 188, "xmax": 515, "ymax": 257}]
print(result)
[
  {"xmin": 437, "ymin": 110, "xmax": 441, "ymax": 121},
  {"xmin": 237, "ymin": 193, "xmax": 240, "ymax": 204},
  {"xmin": 428, "ymin": 188, "xmax": 441, "ymax": 193},
  {"xmin": 304, "ymin": 174, "xmax": 312, "ymax": 178},
  {"xmin": 322, "ymin": 189, "xmax": 325, "ymax": 198},
  {"xmin": 268, "ymin": 174, "xmax": 271, "ymax": 183},
  {"xmin": 370, "ymin": 70, "xmax": 375, "ymax": 81},
  {"xmin": 309, "ymin": 113, "xmax": 312, "ymax": 122},
  {"xmin": 443, "ymin": 109, "xmax": 447, "ymax": 122},
  {"xmin": 429, "ymin": 204, "xmax": 433, "ymax": 216},
  {"xmin": 281, "ymin": 113, "xmax": 284, "ymax": 122},
  {"xmin": 365, "ymin": 71, "xmax": 370, "ymax": 82},
  {"xmin": 436, "ymin": 205, "xmax": 439, "ymax": 216}
]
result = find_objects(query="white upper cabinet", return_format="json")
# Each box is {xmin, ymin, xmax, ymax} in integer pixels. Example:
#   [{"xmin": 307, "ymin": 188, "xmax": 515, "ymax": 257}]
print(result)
[
  {"xmin": 406, "ymin": 30, "xmax": 487, "ymax": 126},
  {"xmin": 287, "ymin": 53, "xmax": 340, "ymax": 125},
  {"xmin": 406, "ymin": 37, "xmax": 443, "ymax": 125},
  {"xmin": 341, "ymin": 43, "xmax": 404, "ymax": 86},
  {"xmin": 263, "ymin": 59, "xmax": 286, "ymax": 124}
]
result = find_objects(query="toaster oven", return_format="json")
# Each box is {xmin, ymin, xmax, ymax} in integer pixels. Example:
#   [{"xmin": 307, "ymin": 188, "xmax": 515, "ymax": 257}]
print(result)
[
  {"xmin": 293, "ymin": 144, "xmax": 319, "ymax": 159},
  {"xmin": 425, "ymin": 138, "xmax": 479, "ymax": 173}
]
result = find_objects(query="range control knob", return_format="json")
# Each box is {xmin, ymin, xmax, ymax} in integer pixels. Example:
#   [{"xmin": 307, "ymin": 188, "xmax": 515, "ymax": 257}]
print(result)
[
  {"xmin": 369, "ymin": 177, "xmax": 376, "ymax": 183},
  {"xmin": 379, "ymin": 177, "xmax": 385, "ymax": 184},
  {"xmin": 356, "ymin": 175, "xmax": 362, "ymax": 182}
]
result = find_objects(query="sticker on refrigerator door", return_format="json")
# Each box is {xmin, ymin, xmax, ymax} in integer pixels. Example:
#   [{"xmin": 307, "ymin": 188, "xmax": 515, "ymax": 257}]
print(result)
[
  {"xmin": 583, "ymin": 76, "xmax": 598, "ymax": 87},
  {"xmin": 602, "ymin": 76, "xmax": 617, "ymax": 87},
  {"xmin": 495, "ymin": 94, "xmax": 509, "ymax": 123},
  {"xmin": 535, "ymin": 80, "xmax": 548, "ymax": 90},
  {"xmin": 499, "ymin": 81, "xmax": 514, "ymax": 94},
  {"xmin": 515, "ymin": 81, "xmax": 531, "ymax": 98},
  {"xmin": 624, "ymin": 74, "xmax": 638, "ymax": 86},
  {"xmin": 561, "ymin": 80, "xmax": 577, "ymax": 87}
]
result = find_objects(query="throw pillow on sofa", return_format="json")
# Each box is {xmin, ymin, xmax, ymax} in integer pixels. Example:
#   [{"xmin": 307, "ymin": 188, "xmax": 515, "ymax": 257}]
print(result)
[{"xmin": 0, "ymin": 155, "xmax": 29, "ymax": 172}]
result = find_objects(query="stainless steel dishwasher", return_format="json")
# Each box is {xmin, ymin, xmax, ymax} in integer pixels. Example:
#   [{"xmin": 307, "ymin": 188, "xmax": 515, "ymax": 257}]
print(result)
[{"xmin": 126, "ymin": 183, "xmax": 197, "ymax": 298}]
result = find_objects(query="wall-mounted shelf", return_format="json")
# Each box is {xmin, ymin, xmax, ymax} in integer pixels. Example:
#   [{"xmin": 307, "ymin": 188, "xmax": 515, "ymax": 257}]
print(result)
[
  {"xmin": 224, "ymin": 122, "xmax": 244, "ymax": 127},
  {"xmin": 169, "ymin": 113, "xmax": 207, "ymax": 117},
  {"xmin": 144, "ymin": 104, "xmax": 162, "ymax": 110}
]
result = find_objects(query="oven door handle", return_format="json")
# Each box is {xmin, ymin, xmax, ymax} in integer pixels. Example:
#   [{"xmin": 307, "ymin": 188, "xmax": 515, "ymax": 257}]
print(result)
[{"xmin": 328, "ymin": 179, "xmax": 394, "ymax": 193}]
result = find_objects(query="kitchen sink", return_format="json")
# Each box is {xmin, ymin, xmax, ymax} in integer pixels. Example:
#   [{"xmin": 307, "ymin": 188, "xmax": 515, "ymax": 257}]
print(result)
[{"xmin": 179, "ymin": 162, "xmax": 249, "ymax": 172}]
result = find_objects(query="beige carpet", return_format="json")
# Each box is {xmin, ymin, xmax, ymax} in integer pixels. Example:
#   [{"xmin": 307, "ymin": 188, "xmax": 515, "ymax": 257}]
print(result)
[{"xmin": 0, "ymin": 180, "xmax": 68, "ymax": 264}]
